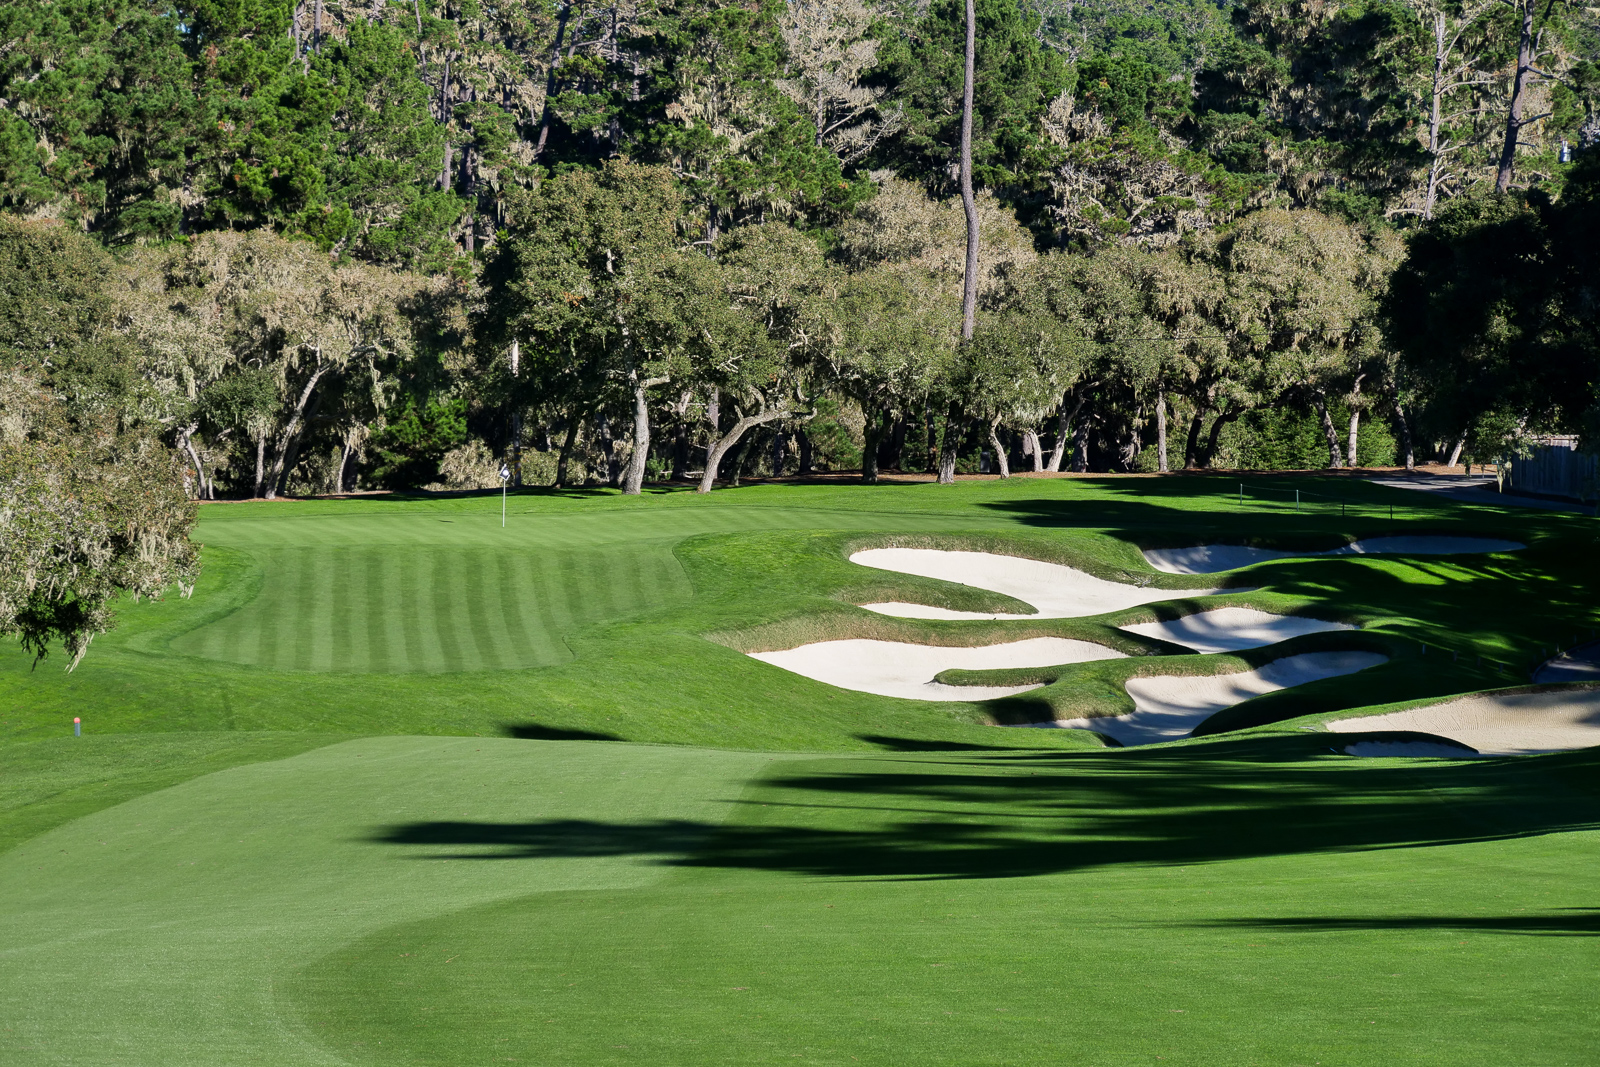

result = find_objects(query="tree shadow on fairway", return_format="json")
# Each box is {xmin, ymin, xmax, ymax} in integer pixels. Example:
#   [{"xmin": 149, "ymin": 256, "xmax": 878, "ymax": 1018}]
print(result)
[
  {"xmin": 502, "ymin": 722, "xmax": 625, "ymax": 742},
  {"xmin": 369, "ymin": 737, "xmax": 1600, "ymax": 881},
  {"xmin": 1186, "ymin": 908, "xmax": 1600, "ymax": 937}
]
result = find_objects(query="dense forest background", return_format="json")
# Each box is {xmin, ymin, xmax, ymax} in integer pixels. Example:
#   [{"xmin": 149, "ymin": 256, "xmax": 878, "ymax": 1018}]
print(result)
[{"xmin": 2, "ymin": 0, "xmax": 1598, "ymax": 505}]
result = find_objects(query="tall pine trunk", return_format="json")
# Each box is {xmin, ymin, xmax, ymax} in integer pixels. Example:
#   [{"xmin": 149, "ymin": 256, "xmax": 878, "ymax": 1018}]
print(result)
[
  {"xmin": 1495, "ymin": 0, "xmax": 1536, "ymax": 193},
  {"xmin": 1156, "ymin": 385, "xmax": 1169, "ymax": 473},
  {"xmin": 946, "ymin": 0, "xmax": 977, "ymax": 487}
]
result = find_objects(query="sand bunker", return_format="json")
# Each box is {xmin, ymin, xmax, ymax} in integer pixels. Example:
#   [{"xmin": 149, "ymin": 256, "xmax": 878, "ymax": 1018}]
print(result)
[
  {"xmin": 1119, "ymin": 606, "xmax": 1354, "ymax": 653},
  {"xmin": 1144, "ymin": 536, "xmax": 1525, "ymax": 574},
  {"xmin": 1019, "ymin": 651, "xmax": 1388, "ymax": 746},
  {"xmin": 748, "ymin": 637, "xmax": 1127, "ymax": 702},
  {"xmin": 1327, "ymin": 688, "xmax": 1600, "ymax": 755},
  {"xmin": 852, "ymin": 548, "xmax": 1226, "ymax": 620}
]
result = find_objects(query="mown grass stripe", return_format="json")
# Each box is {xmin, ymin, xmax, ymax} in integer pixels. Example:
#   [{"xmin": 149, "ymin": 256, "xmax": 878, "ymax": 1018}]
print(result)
[
  {"xmin": 427, "ymin": 550, "xmax": 465, "ymax": 672},
  {"xmin": 495, "ymin": 553, "xmax": 535, "ymax": 663}
]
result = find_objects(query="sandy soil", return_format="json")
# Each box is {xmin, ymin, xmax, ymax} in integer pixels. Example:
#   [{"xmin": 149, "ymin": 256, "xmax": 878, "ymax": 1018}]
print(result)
[
  {"xmin": 1020, "ymin": 651, "xmax": 1389, "ymax": 746},
  {"xmin": 852, "ymin": 548, "xmax": 1225, "ymax": 620},
  {"xmin": 1327, "ymin": 688, "xmax": 1600, "ymax": 755},
  {"xmin": 1119, "ymin": 606, "xmax": 1355, "ymax": 653},
  {"xmin": 748, "ymin": 637, "xmax": 1127, "ymax": 702},
  {"xmin": 1144, "ymin": 535, "xmax": 1525, "ymax": 574}
]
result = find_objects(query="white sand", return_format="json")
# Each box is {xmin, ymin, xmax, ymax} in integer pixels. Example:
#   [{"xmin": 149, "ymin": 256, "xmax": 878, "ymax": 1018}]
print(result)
[
  {"xmin": 1119, "ymin": 606, "xmax": 1355, "ymax": 653},
  {"xmin": 748, "ymin": 637, "xmax": 1127, "ymax": 702},
  {"xmin": 1327, "ymin": 689, "xmax": 1600, "ymax": 755},
  {"xmin": 1144, "ymin": 536, "xmax": 1525, "ymax": 574},
  {"xmin": 1341, "ymin": 740, "xmax": 1481, "ymax": 758},
  {"xmin": 852, "ymin": 548, "xmax": 1225, "ymax": 620},
  {"xmin": 1022, "ymin": 651, "xmax": 1388, "ymax": 746}
]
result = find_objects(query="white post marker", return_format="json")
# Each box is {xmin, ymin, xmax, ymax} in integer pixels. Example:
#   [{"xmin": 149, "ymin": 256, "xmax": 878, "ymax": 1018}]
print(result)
[
  {"xmin": 74, "ymin": 717, "xmax": 81, "ymax": 737},
  {"xmin": 500, "ymin": 464, "xmax": 511, "ymax": 527}
]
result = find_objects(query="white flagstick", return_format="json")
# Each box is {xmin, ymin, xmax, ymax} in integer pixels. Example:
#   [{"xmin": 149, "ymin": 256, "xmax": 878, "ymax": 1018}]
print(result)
[{"xmin": 500, "ymin": 464, "xmax": 510, "ymax": 527}]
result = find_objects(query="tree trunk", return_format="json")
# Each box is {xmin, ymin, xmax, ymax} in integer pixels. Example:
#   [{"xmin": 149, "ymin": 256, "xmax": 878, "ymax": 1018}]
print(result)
[
  {"xmin": 1424, "ymin": 12, "xmax": 1447, "ymax": 220},
  {"xmin": 1072, "ymin": 409, "xmax": 1092, "ymax": 473},
  {"xmin": 861, "ymin": 407, "xmax": 882, "ymax": 484},
  {"xmin": 1200, "ymin": 408, "xmax": 1241, "ymax": 469},
  {"xmin": 1346, "ymin": 372, "xmax": 1365, "ymax": 468},
  {"xmin": 698, "ymin": 407, "xmax": 793, "ymax": 493},
  {"xmin": 797, "ymin": 428, "xmax": 814, "ymax": 475},
  {"xmin": 1156, "ymin": 385, "xmax": 1169, "ymax": 473},
  {"xmin": 337, "ymin": 428, "xmax": 357, "ymax": 492},
  {"xmin": 178, "ymin": 424, "xmax": 204, "ymax": 500},
  {"xmin": 254, "ymin": 433, "xmax": 267, "ymax": 498},
  {"xmin": 1183, "ymin": 406, "xmax": 1206, "ymax": 469},
  {"xmin": 987, "ymin": 417, "xmax": 1010, "ymax": 478},
  {"xmin": 621, "ymin": 375, "xmax": 667, "ymax": 495},
  {"xmin": 1024, "ymin": 429, "xmax": 1043, "ymax": 472},
  {"xmin": 1447, "ymin": 432, "xmax": 1466, "ymax": 468},
  {"xmin": 1392, "ymin": 394, "xmax": 1416, "ymax": 471},
  {"xmin": 670, "ymin": 389, "xmax": 692, "ymax": 481},
  {"xmin": 314, "ymin": 0, "xmax": 323, "ymax": 51},
  {"xmin": 1309, "ymin": 391, "xmax": 1343, "ymax": 469},
  {"xmin": 264, "ymin": 362, "xmax": 328, "ymax": 500},
  {"xmin": 1048, "ymin": 388, "xmax": 1088, "ymax": 472},
  {"xmin": 555, "ymin": 415, "xmax": 581, "ymax": 487},
  {"xmin": 883, "ymin": 416, "xmax": 906, "ymax": 471},
  {"xmin": 1495, "ymin": 0, "xmax": 1536, "ymax": 193},
  {"xmin": 596, "ymin": 415, "xmax": 618, "ymax": 487},
  {"xmin": 938, "ymin": 403, "xmax": 964, "ymax": 484},
  {"xmin": 771, "ymin": 428, "xmax": 788, "ymax": 477},
  {"xmin": 1119, "ymin": 408, "xmax": 1144, "ymax": 472},
  {"xmin": 533, "ymin": 2, "xmax": 574, "ymax": 160},
  {"xmin": 958, "ymin": 0, "xmax": 978, "ymax": 342},
  {"xmin": 704, "ymin": 387, "xmax": 720, "ymax": 470}
]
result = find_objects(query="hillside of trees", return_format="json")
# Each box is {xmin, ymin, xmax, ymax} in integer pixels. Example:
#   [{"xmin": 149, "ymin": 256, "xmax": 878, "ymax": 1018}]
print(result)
[{"xmin": 1, "ymin": 0, "xmax": 1597, "ymax": 515}]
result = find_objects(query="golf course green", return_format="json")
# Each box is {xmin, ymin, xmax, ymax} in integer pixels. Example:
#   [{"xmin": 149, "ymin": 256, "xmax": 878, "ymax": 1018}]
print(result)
[{"xmin": 2, "ymin": 475, "xmax": 1597, "ymax": 1065}]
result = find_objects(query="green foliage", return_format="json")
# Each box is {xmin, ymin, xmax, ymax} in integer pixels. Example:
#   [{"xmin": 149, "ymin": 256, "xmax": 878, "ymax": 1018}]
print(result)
[
  {"xmin": 368, "ymin": 393, "xmax": 470, "ymax": 488},
  {"xmin": 872, "ymin": 0, "xmax": 1071, "ymax": 191}
]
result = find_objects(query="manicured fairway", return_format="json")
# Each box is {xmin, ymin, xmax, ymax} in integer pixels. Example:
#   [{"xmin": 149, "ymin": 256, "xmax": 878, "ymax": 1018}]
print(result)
[{"xmin": 1, "ymin": 475, "xmax": 1597, "ymax": 1066}]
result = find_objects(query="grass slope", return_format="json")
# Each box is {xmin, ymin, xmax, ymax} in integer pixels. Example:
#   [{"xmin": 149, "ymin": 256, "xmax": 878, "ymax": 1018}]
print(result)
[{"xmin": 2, "ymin": 475, "xmax": 1598, "ymax": 1066}]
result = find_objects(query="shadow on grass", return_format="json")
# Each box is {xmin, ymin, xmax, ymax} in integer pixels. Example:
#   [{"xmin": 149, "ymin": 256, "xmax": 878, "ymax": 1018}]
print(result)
[
  {"xmin": 501, "ymin": 723, "xmax": 625, "ymax": 742},
  {"xmin": 1188, "ymin": 909, "xmax": 1600, "ymax": 937},
  {"xmin": 371, "ymin": 737, "xmax": 1600, "ymax": 881},
  {"xmin": 854, "ymin": 733, "xmax": 1025, "ymax": 752}
]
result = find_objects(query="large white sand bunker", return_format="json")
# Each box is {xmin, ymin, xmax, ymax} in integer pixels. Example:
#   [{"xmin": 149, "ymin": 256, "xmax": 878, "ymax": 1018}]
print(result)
[
  {"xmin": 1119, "ymin": 606, "xmax": 1355, "ymax": 653},
  {"xmin": 852, "ymin": 548, "xmax": 1224, "ymax": 620},
  {"xmin": 749, "ymin": 637, "xmax": 1126, "ymax": 702},
  {"xmin": 1327, "ymin": 689, "xmax": 1600, "ymax": 756},
  {"xmin": 1032, "ymin": 652, "xmax": 1388, "ymax": 746},
  {"xmin": 1144, "ymin": 536, "xmax": 1525, "ymax": 574}
]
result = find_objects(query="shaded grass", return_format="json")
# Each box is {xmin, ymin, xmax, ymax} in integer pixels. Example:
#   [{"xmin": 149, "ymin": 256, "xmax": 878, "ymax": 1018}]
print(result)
[{"xmin": 283, "ymin": 738, "xmax": 1600, "ymax": 1066}]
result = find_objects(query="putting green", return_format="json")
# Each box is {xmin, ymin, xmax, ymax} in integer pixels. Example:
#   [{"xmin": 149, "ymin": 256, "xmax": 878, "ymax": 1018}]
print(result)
[
  {"xmin": 171, "ymin": 505, "xmax": 995, "ymax": 673},
  {"xmin": 0, "ymin": 737, "xmax": 772, "ymax": 1065}
]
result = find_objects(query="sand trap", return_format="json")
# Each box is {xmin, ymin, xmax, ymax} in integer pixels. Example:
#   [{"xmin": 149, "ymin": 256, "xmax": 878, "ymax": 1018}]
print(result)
[
  {"xmin": 1118, "ymin": 606, "xmax": 1355, "ymax": 653},
  {"xmin": 852, "ymin": 548, "xmax": 1225, "ymax": 620},
  {"xmin": 748, "ymin": 637, "xmax": 1127, "ymax": 702},
  {"xmin": 1017, "ymin": 651, "xmax": 1388, "ymax": 746},
  {"xmin": 1144, "ymin": 536, "xmax": 1525, "ymax": 574},
  {"xmin": 1327, "ymin": 689, "xmax": 1600, "ymax": 755}
]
